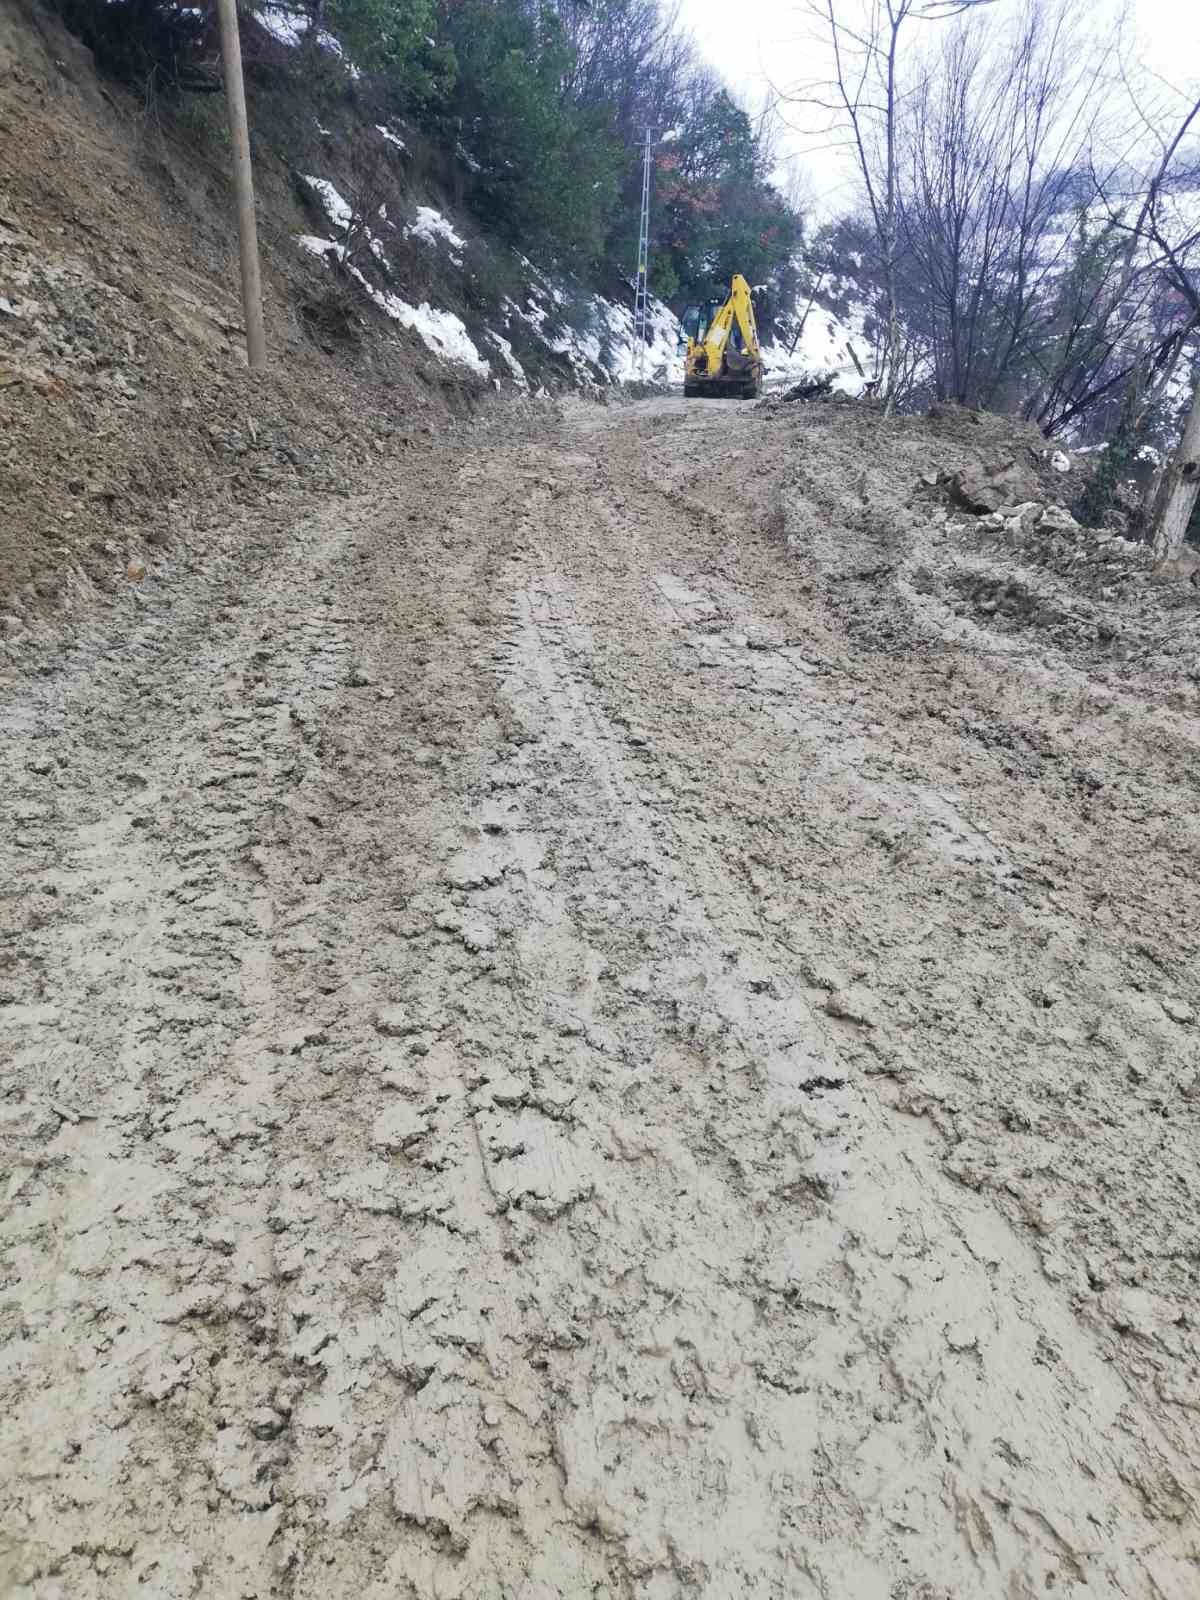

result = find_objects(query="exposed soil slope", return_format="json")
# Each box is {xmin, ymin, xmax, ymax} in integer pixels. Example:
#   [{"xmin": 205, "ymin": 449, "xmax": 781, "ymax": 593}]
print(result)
[
  {"xmin": 0, "ymin": 1, "xmax": 491, "ymax": 636},
  {"xmin": 3, "ymin": 394, "xmax": 1199, "ymax": 1598}
]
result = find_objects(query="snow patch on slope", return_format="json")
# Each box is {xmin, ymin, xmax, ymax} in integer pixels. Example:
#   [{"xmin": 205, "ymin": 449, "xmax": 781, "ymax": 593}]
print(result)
[
  {"xmin": 407, "ymin": 207, "xmax": 465, "ymax": 267},
  {"xmin": 375, "ymin": 296, "xmax": 489, "ymax": 376},
  {"xmin": 764, "ymin": 306, "xmax": 870, "ymax": 393},
  {"xmin": 256, "ymin": 5, "xmax": 306, "ymax": 45},
  {"xmin": 255, "ymin": 5, "xmax": 359, "ymax": 72},
  {"xmin": 502, "ymin": 274, "xmax": 682, "ymax": 388},
  {"xmin": 296, "ymin": 182, "xmax": 489, "ymax": 379},
  {"xmin": 488, "ymin": 332, "xmax": 528, "ymax": 388},
  {"xmin": 409, "ymin": 207, "xmax": 464, "ymax": 251},
  {"xmin": 765, "ymin": 265, "xmax": 875, "ymax": 392},
  {"xmin": 302, "ymin": 176, "xmax": 352, "ymax": 233}
]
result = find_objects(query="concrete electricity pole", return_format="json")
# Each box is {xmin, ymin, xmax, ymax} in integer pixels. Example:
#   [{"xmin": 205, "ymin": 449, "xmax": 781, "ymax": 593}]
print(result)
[{"xmin": 215, "ymin": 0, "xmax": 267, "ymax": 370}]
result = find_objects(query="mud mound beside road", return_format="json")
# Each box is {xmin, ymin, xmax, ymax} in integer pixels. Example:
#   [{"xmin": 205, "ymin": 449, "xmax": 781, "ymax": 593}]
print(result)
[{"xmin": 764, "ymin": 395, "xmax": 1200, "ymax": 695}]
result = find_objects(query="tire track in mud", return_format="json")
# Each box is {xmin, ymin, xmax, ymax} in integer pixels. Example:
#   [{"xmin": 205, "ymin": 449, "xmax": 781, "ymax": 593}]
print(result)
[
  {"xmin": 478, "ymin": 430, "xmax": 1199, "ymax": 1598},
  {"xmin": 599, "ymin": 407, "xmax": 1200, "ymax": 1423},
  {"xmin": 1, "ymin": 519, "xmax": 365, "ymax": 1594},
  {"xmin": 0, "ymin": 459, "xmax": 517, "ymax": 1595},
  {"xmin": 2, "ymin": 402, "xmax": 1199, "ymax": 1599}
]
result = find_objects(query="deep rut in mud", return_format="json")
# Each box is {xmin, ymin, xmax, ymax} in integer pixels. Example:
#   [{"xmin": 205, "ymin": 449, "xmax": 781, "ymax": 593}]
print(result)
[{"xmin": 3, "ymin": 398, "xmax": 1199, "ymax": 1598}]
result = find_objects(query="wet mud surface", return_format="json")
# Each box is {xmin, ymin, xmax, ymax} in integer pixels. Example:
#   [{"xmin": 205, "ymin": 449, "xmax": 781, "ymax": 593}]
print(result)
[{"xmin": 3, "ymin": 397, "xmax": 1200, "ymax": 1597}]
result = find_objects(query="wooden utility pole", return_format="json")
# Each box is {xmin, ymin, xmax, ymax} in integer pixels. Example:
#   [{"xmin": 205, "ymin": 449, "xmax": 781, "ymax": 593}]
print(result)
[{"xmin": 215, "ymin": 0, "xmax": 267, "ymax": 370}]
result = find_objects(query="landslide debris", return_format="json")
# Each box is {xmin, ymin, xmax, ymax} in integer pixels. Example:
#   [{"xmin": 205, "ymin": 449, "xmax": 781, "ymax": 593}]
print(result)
[{"xmin": 764, "ymin": 396, "xmax": 1199, "ymax": 690}]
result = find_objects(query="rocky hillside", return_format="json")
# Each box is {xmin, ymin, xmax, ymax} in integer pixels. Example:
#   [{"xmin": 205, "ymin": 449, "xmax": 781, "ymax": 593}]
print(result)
[{"xmin": 1, "ymin": 4, "xmax": 460, "ymax": 629}]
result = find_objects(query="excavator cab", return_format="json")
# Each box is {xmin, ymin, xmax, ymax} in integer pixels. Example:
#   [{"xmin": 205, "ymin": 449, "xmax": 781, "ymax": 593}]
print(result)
[
  {"xmin": 679, "ymin": 303, "xmax": 713, "ymax": 346},
  {"xmin": 682, "ymin": 275, "xmax": 763, "ymax": 399}
]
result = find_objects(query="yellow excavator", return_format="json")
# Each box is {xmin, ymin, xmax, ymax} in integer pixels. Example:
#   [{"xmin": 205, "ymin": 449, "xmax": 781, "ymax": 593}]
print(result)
[{"xmin": 681, "ymin": 274, "xmax": 763, "ymax": 399}]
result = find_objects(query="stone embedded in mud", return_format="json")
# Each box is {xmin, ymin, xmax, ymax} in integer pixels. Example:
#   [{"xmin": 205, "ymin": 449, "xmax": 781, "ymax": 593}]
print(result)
[
  {"xmin": 1005, "ymin": 501, "xmax": 1043, "ymax": 533},
  {"xmin": 949, "ymin": 459, "xmax": 1040, "ymax": 514},
  {"xmin": 824, "ymin": 986, "xmax": 877, "ymax": 1027},
  {"xmin": 1161, "ymin": 997, "xmax": 1195, "ymax": 1026},
  {"xmin": 247, "ymin": 1406, "xmax": 286, "ymax": 1441},
  {"xmin": 443, "ymin": 846, "xmax": 505, "ymax": 890},
  {"xmin": 371, "ymin": 1102, "xmax": 430, "ymax": 1154},
  {"xmin": 374, "ymin": 1004, "xmax": 418, "ymax": 1038},
  {"xmin": 1037, "ymin": 505, "xmax": 1079, "ymax": 535}
]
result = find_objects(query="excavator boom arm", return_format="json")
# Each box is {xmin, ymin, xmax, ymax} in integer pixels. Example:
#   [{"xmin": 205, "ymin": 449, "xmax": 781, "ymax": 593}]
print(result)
[
  {"xmin": 699, "ymin": 298, "xmax": 736, "ymax": 364},
  {"xmin": 725, "ymin": 275, "xmax": 760, "ymax": 361}
]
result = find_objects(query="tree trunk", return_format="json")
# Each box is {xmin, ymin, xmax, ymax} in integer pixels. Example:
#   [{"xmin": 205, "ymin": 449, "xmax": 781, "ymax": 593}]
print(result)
[
  {"xmin": 1149, "ymin": 376, "xmax": 1200, "ymax": 566},
  {"xmin": 881, "ymin": 16, "xmax": 900, "ymax": 418},
  {"xmin": 788, "ymin": 274, "xmax": 824, "ymax": 357}
]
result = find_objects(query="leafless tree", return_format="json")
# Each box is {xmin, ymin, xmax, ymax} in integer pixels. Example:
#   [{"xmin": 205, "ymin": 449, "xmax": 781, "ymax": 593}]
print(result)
[
  {"xmin": 786, "ymin": 270, "xmax": 826, "ymax": 354},
  {"xmin": 780, "ymin": 158, "xmax": 817, "ymax": 220},
  {"xmin": 892, "ymin": 0, "xmax": 1127, "ymax": 419},
  {"xmin": 1087, "ymin": 88, "xmax": 1200, "ymax": 561},
  {"xmin": 786, "ymin": 0, "xmax": 995, "ymax": 413},
  {"xmin": 557, "ymin": 0, "xmax": 699, "ymax": 144}
]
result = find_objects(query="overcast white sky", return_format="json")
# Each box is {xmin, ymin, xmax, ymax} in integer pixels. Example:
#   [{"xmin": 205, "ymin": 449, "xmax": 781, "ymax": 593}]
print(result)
[{"xmin": 676, "ymin": 0, "xmax": 1198, "ymax": 215}]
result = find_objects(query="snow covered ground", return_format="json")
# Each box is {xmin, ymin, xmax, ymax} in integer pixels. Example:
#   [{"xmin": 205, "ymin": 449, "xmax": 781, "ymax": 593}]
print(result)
[
  {"xmin": 296, "ymin": 175, "xmax": 685, "ymax": 392},
  {"xmin": 766, "ymin": 298, "xmax": 873, "ymax": 393},
  {"xmin": 255, "ymin": 3, "xmax": 360, "ymax": 73},
  {"xmin": 501, "ymin": 284, "xmax": 682, "ymax": 388},
  {"xmin": 407, "ymin": 207, "xmax": 465, "ymax": 263}
]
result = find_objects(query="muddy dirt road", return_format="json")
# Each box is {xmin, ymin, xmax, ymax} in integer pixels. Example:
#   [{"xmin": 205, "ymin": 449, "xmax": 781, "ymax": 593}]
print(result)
[{"xmin": 4, "ymin": 397, "xmax": 1200, "ymax": 1598}]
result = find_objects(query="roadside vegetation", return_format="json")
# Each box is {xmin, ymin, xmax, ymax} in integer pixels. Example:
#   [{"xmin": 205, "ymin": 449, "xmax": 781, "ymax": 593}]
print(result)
[
  {"xmin": 50, "ymin": 0, "xmax": 804, "ymax": 321},
  {"xmin": 786, "ymin": 0, "xmax": 1200, "ymax": 553}
]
